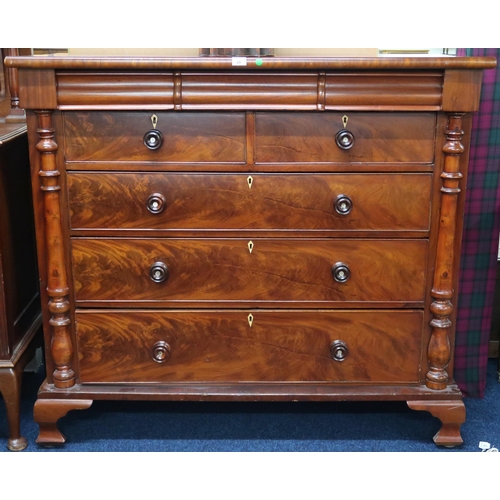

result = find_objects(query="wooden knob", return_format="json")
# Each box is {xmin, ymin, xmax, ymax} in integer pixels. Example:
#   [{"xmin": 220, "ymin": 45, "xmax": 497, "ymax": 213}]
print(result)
[
  {"xmin": 149, "ymin": 262, "xmax": 169, "ymax": 283},
  {"xmin": 334, "ymin": 194, "xmax": 353, "ymax": 215},
  {"xmin": 143, "ymin": 129, "xmax": 163, "ymax": 150},
  {"xmin": 152, "ymin": 341, "xmax": 171, "ymax": 363},
  {"xmin": 335, "ymin": 129, "xmax": 355, "ymax": 150},
  {"xmin": 330, "ymin": 340, "xmax": 348, "ymax": 361},
  {"xmin": 332, "ymin": 262, "xmax": 350, "ymax": 283},
  {"xmin": 147, "ymin": 193, "xmax": 166, "ymax": 214}
]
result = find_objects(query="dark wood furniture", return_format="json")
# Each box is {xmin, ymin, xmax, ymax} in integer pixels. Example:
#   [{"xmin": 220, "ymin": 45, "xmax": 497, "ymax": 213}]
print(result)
[
  {"xmin": 0, "ymin": 48, "xmax": 42, "ymax": 452},
  {"xmin": 5, "ymin": 54, "xmax": 496, "ymax": 447},
  {"xmin": 0, "ymin": 123, "xmax": 41, "ymax": 451}
]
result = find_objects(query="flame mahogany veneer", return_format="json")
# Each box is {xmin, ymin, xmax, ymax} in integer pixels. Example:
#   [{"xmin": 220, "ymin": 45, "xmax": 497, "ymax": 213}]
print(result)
[{"xmin": 6, "ymin": 55, "xmax": 496, "ymax": 447}]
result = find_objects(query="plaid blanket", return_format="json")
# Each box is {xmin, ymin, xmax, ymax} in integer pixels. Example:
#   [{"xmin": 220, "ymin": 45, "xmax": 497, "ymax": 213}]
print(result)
[{"xmin": 455, "ymin": 48, "xmax": 500, "ymax": 397}]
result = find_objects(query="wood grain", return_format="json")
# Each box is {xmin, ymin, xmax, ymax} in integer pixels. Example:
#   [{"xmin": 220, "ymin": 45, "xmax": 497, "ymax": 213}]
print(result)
[
  {"xmin": 10, "ymin": 56, "xmax": 494, "ymax": 446},
  {"xmin": 17, "ymin": 69, "xmax": 57, "ymax": 109},
  {"xmin": 75, "ymin": 309, "xmax": 423, "ymax": 383},
  {"xmin": 67, "ymin": 172, "xmax": 432, "ymax": 233},
  {"xmin": 57, "ymin": 72, "xmax": 175, "ymax": 109},
  {"xmin": 325, "ymin": 72, "xmax": 442, "ymax": 109},
  {"xmin": 63, "ymin": 111, "xmax": 246, "ymax": 163},
  {"xmin": 427, "ymin": 114, "xmax": 465, "ymax": 390},
  {"xmin": 255, "ymin": 112, "xmax": 436, "ymax": 164},
  {"xmin": 442, "ymin": 69, "xmax": 484, "ymax": 112},
  {"xmin": 180, "ymin": 73, "xmax": 319, "ymax": 109},
  {"xmin": 36, "ymin": 111, "xmax": 75, "ymax": 388},
  {"xmin": 5, "ymin": 56, "xmax": 497, "ymax": 71},
  {"xmin": 71, "ymin": 238, "xmax": 428, "ymax": 305}
]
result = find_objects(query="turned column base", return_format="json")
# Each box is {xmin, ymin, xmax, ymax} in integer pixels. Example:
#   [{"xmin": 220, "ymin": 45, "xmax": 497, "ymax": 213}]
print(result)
[
  {"xmin": 34, "ymin": 398, "xmax": 93, "ymax": 446},
  {"xmin": 407, "ymin": 400, "xmax": 466, "ymax": 447}
]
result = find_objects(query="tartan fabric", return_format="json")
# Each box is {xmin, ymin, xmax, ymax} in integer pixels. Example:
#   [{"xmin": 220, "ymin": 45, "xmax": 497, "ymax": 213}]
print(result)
[{"xmin": 454, "ymin": 48, "xmax": 500, "ymax": 397}]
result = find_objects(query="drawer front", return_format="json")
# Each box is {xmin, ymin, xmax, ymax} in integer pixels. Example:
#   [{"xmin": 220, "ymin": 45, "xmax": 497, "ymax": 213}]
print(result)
[
  {"xmin": 71, "ymin": 238, "xmax": 427, "ymax": 305},
  {"xmin": 63, "ymin": 111, "xmax": 246, "ymax": 163},
  {"xmin": 76, "ymin": 310, "xmax": 423, "ymax": 383},
  {"xmin": 68, "ymin": 172, "xmax": 432, "ymax": 232},
  {"xmin": 255, "ymin": 112, "xmax": 436, "ymax": 164}
]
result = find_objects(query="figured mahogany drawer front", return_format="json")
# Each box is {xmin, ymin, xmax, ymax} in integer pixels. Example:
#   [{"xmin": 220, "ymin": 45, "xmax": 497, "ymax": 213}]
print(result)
[
  {"xmin": 255, "ymin": 112, "xmax": 436, "ymax": 164},
  {"xmin": 63, "ymin": 111, "xmax": 246, "ymax": 163},
  {"xmin": 76, "ymin": 310, "xmax": 423, "ymax": 383},
  {"xmin": 71, "ymin": 238, "xmax": 427, "ymax": 305},
  {"xmin": 68, "ymin": 172, "xmax": 432, "ymax": 233}
]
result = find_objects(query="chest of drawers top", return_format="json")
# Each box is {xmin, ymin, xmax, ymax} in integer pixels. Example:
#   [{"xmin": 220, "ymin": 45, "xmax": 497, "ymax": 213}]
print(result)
[{"xmin": 5, "ymin": 55, "xmax": 496, "ymax": 112}]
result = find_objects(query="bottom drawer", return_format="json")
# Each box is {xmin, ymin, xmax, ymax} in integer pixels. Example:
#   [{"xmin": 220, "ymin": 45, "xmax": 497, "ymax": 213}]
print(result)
[{"xmin": 76, "ymin": 310, "xmax": 423, "ymax": 384}]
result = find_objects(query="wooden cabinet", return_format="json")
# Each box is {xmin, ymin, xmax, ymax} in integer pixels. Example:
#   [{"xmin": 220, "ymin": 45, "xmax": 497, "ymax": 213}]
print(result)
[
  {"xmin": 0, "ymin": 123, "xmax": 41, "ymax": 451},
  {"xmin": 5, "ymin": 54, "xmax": 496, "ymax": 447}
]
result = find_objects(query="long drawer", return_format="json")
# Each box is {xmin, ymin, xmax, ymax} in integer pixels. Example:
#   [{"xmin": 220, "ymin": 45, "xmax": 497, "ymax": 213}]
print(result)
[
  {"xmin": 71, "ymin": 238, "xmax": 428, "ymax": 305},
  {"xmin": 68, "ymin": 172, "xmax": 432, "ymax": 233},
  {"xmin": 76, "ymin": 310, "xmax": 424, "ymax": 384}
]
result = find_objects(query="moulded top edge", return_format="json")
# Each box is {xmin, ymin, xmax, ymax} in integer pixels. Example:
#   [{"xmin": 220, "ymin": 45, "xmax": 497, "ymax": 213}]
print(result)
[{"xmin": 4, "ymin": 56, "xmax": 497, "ymax": 71}]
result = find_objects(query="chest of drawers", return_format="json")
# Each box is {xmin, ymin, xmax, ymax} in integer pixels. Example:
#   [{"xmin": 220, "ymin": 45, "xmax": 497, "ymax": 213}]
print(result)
[{"xmin": 6, "ymin": 54, "xmax": 496, "ymax": 447}]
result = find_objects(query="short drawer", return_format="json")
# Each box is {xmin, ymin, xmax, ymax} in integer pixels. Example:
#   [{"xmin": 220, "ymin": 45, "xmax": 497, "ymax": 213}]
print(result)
[
  {"xmin": 68, "ymin": 172, "xmax": 432, "ymax": 233},
  {"xmin": 71, "ymin": 238, "xmax": 428, "ymax": 306},
  {"xmin": 63, "ymin": 111, "xmax": 246, "ymax": 163},
  {"xmin": 76, "ymin": 310, "xmax": 423, "ymax": 383},
  {"xmin": 255, "ymin": 112, "xmax": 436, "ymax": 164}
]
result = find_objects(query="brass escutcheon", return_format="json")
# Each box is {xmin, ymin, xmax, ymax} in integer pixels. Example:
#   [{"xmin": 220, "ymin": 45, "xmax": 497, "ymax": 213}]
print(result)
[
  {"xmin": 342, "ymin": 115, "xmax": 348, "ymax": 128},
  {"xmin": 151, "ymin": 114, "xmax": 158, "ymax": 129},
  {"xmin": 247, "ymin": 175, "xmax": 253, "ymax": 189},
  {"xmin": 248, "ymin": 241, "xmax": 254, "ymax": 253},
  {"xmin": 248, "ymin": 313, "xmax": 254, "ymax": 328}
]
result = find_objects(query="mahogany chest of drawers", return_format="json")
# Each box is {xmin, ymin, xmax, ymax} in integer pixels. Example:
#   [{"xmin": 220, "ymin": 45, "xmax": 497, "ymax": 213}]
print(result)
[{"xmin": 6, "ymin": 54, "xmax": 496, "ymax": 447}]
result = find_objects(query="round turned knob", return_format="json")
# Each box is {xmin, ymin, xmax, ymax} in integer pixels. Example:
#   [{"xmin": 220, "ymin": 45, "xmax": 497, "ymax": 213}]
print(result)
[
  {"xmin": 332, "ymin": 262, "xmax": 350, "ymax": 283},
  {"xmin": 149, "ymin": 262, "xmax": 169, "ymax": 283},
  {"xmin": 335, "ymin": 129, "xmax": 355, "ymax": 150},
  {"xmin": 152, "ymin": 341, "xmax": 171, "ymax": 363},
  {"xmin": 330, "ymin": 340, "xmax": 348, "ymax": 362},
  {"xmin": 147, "ymin": 193, "xmax": 166, "ymax": 214},
  {"xmin": 143, "ymin": 129, "xmax": 163, "ymax": 150},
  {"xmin": 334, "ymin": 194, "xmax": 353, "ymax": 215}
]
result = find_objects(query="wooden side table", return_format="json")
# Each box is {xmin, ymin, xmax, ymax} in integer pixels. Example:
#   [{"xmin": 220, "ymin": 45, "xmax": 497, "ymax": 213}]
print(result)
[{"xmin": 0, "ymin": 123, "xmax": 42, "ymax": 451}]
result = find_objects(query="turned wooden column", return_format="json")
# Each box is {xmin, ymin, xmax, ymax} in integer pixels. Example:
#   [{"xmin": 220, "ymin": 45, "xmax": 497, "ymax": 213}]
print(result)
[
  {"xmin": 36, "ymin": 110, "xmax": 75, "ymax": 388},
  {"xmin": 3, "ymin": 48, "xmax": 25, "ymax": 122},
  {"xmin": 426, "ymin": 113, "xmax": 465, "ymax": 390}
]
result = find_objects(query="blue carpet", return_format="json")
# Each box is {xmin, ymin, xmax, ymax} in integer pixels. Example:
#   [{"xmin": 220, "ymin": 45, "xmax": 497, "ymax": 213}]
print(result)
[{"xmin": 1, "ymin": 359, "xmax": 499, "ymax": 452}]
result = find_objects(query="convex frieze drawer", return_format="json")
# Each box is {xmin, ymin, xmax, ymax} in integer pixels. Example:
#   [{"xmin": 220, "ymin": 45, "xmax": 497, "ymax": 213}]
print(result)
[{"xmin": 54, "ymin": 71, "xmax": 443, "ymax": 110}]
